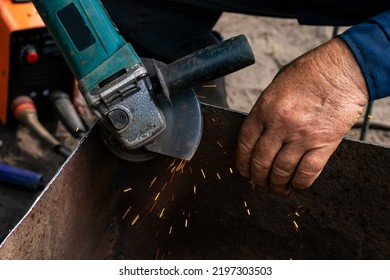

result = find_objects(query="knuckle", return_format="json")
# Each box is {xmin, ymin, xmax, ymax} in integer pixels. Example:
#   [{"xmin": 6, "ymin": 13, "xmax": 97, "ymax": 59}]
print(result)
[
  {"xmin": 291, "ymin": 158, "xmax": 323, "ymax": 189},
  {"xmin": 295, "ymin": 167, "xmax": 320, "ymax": 179},
  {"xmin": 237, "ymin": 136, "xmax": 253, "ymax": 154},
  {"xmin": 251, "ymin": 156, "xmax": 271, "ymax": 171},
  {"xmin": 298, "ymin": 159, "xmax": 323, "ymax": 177},
  {"xmin": 272, "ymin": 163, "xmax": 294, "ymax": 179},
  {"xmin": 292, "ymin": 169, "xmax": 320, "ymax": 189}
]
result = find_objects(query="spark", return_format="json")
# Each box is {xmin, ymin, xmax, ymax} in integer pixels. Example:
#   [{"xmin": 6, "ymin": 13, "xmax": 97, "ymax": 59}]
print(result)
[
  {"xmin": 179, "ymin": 160, "xmax": 185, "ymax": 167},
  {"xmin": 292, "ymin": 220, "xmax": 299, "ymax": 232},
  {"xmin": 154, "ymin": 192, "xmax": 161, "ymax": 201},
  {"xmin": 169, "ymin": 226, "xmax": 173, "ymax": 235},
  {"xmin": 288, "ymin": 212, "xmax": 299, "ymax": 218},
  {"xmin": 161, "ymin": 182, "xmax": 168, "ymax": 191},
  {"xmin": 155, "ymin": 230, "xmax": 160, "ymax": 237},
  {"xmin": 131, "ymin": 214, "xmax": 140, "ymax": 226},
  {"xmin": 159, "ymin": 208, "xmax": 165, "ymax": 218},
  {"xmin": 185, "ymin": 219, "xmax": 188, "ymax": 227},
  {"xmin": 249, "ymin": 180, "xmax": 255, "ymax": 189},
  {"xmin": 197, "ymin": 95, "xmax": 207, "ymax": 99},
  {"xmin": 171, "ymin": 194, "xmax": 175, "ymax": 202},
  {"xmin": 168, "ymin": 159, "xmax": 176, "ymax": 169},
  {"xmin": 123, "ymin": 187, "xmax": 132, "ymax": 193},
  {"xmin": 229, "ymin": 168, "xmax": 233, "ymax": 174},
  {"xmin": 170, "ymin": 171, "xmax": 176, "ymax": 183},
  {"xmin": 194, "ymin": 185, "xmax": 197, "ymax": 195},
  {"xmin": 244, "ymin": 201, "xmax": 251, "ymax": 216},
  {"xmin": 217, "ymin": 141, "xmax": 223, "ymax": 148},
  {"xmin": 176, "ymin": 160, "xmax": 186, "ymax": 172},
  {"xmin": 161, "ymin": 253, "xmax": 165, "ymax": 260},
  {"xmin": 122, "ymin": 205, "xmax": 132, "ymax": 220},
  {"xmin": 288, "ymin": 205, "xmax": 305, "ymax": 233},
  {"xmin": 201, "ymin": 169, "xmax": 206, "ymax": 179},
  {"xmin": 289, "ymin": 205, "xmax": 305, "ymax": 217},
  {"xmin": 202, "ymin": 84, "xmax": 217, "ymax": 88},
  {"xmin": 149, "ymin": 200, "xmax": 158, "ymax": 213},
  {"xmin": 212, "ymin": 118, "xmax": 216, "ymax": 122},
  {"xmin": 155, "ymin": 248, "xmax": 160, "ymax": 260},
  {"xmin": 368, "ymin": 115, "xmax": 374, "ymax": 119},
  {"xmin": 216, "ymin": 172, "xmax": 221, "ymax": 180},
  {"xmin": 75, "ymin": 127, "xmax": 80, "ymax": 132},
  {"xmin": 189, "ymin": 165, "xmax": 193, "ymax": 174},
  {"xmin": 149, "ymin": 176, "xmax": 157, "ymax": 188}
]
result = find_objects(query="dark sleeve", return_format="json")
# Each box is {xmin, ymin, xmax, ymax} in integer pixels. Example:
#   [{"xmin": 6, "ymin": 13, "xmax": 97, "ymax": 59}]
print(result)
[{"xmin": 339, "ymin": 11, "xmax": 390, "ymax": 101}]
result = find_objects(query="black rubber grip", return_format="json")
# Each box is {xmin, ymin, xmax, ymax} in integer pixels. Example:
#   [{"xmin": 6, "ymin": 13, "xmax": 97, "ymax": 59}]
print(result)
[{"xmin": 158, "ymin": 34, "xmax": 255, "ymax": 93}]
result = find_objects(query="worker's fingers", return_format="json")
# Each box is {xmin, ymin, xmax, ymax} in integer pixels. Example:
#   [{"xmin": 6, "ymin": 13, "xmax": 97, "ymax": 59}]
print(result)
[
  {"xmin": 269, "ymin": 143, "xmax": 305, "ymax": 195},
  {"xmin": 291, "ymin": 149, "xmax": 331, "ymax": 190},
  {"xmin": 236, "ymin": 114, "xmax": 263, "ymax": 177},
  {"xmin": 250, "ymin": 131, "xmax": 283, "ymax": 188}
]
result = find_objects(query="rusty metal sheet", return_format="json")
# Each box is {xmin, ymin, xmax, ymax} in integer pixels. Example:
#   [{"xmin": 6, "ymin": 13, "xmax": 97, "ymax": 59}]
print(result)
[
  {"xmin": 1, "ymin": 104, "xmax": 390, "ymax": 259},
  {"xmin": 0, "ymin": 129, "xmax": 119, "ymax": 259}
]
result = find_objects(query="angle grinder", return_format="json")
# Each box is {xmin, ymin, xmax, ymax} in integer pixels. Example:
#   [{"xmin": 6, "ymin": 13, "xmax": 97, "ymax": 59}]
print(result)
[{"xmin": 30, "ymin": 0, "xmax": 255, "ymax": 161}]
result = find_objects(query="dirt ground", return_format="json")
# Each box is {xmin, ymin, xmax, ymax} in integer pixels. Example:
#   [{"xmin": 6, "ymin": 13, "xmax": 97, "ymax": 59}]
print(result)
[{"xmin": 1, "ymin": 12, "xmax": 390, "ymax": 241}]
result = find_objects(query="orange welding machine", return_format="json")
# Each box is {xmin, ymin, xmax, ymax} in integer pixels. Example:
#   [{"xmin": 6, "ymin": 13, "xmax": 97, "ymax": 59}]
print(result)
[{"xmin": 0, "ymin": 0, "xmax": 73, "ymax": 124}]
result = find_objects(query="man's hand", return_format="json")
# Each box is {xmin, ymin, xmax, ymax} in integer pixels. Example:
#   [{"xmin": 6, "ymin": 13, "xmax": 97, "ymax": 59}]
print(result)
[{"xmin": 236, "ymin": 38, "xmax": 369, "ymax": 195}]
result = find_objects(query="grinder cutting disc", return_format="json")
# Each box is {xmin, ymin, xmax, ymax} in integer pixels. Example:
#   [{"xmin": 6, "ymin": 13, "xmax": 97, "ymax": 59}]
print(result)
[
  {"xmin": 100, "ymin": 59, "xmax": 203, "ymax": 162},
  {"xmin": 145, "ymin": 86, "xmax": 203, "ymax": 160}
]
